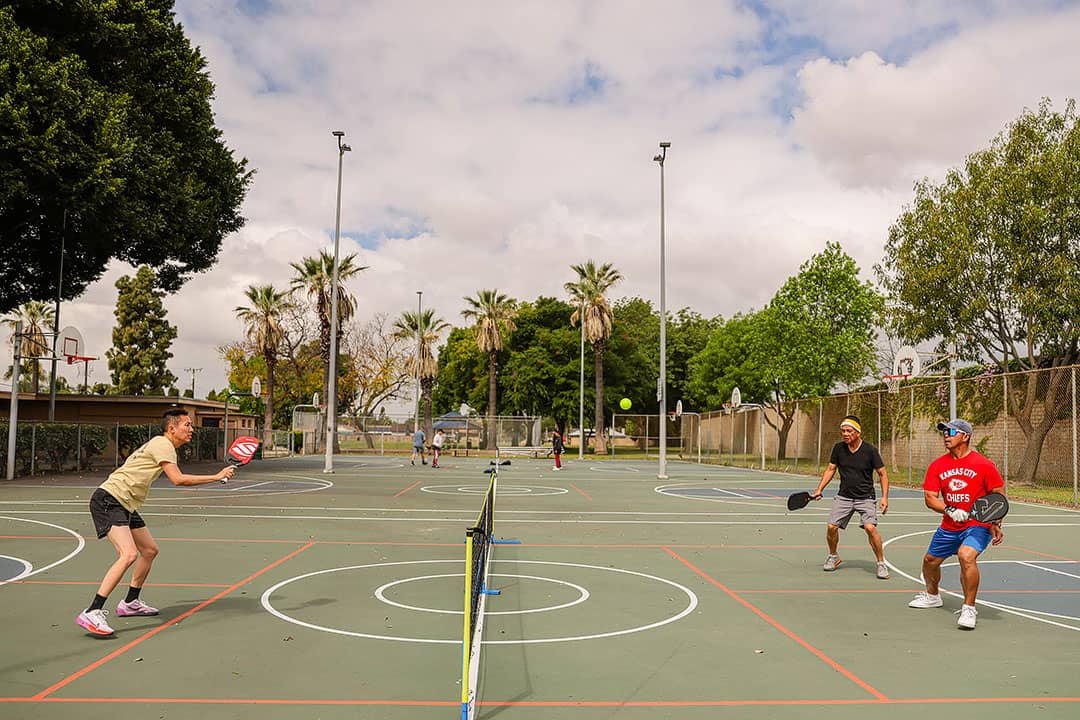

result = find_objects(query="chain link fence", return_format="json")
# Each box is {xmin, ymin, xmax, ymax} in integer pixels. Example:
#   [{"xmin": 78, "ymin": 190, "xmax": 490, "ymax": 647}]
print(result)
[{"xmin": 692, "ymin": 364, "xmax": 1079, "ymax": 504}]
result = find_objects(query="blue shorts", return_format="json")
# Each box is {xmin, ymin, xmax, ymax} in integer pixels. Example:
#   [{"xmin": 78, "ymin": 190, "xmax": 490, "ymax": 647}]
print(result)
[{"xmin": 927, "ymin": 525, "xmax": 992, "ymax": 558}]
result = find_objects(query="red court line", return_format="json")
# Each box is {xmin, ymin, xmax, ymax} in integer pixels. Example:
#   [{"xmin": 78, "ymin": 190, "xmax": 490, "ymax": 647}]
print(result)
[
  {"xmin": 0, "ymin": 535, "xmax": 73, "ymax": 540},
  {"xmin": 663, "ymin": 546, "xmax": 888, "ymax": 701},
  {"xmin": 740, "ymin": 488, "xmax": 785, "ymax": 499},
  {"xmin": 1003, "ymin": 545, "xmax": 1079, "ymax": 562},
  {"xmin": 32, "ymin": 542, "xmax": 316, "ymax": 701},
  {"xmin": 569, "ymin": 483, "xmax": 592, "ymax": 500},
  {"xmin": 394, "ymin": 480, "xmax": 422, "ymax": 498}
]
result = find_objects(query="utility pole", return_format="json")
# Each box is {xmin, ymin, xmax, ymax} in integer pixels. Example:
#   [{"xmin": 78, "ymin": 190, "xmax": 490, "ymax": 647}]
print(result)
[{"xmin": 184, "ymin": 367, "xmax": 202, "ymax": 398}]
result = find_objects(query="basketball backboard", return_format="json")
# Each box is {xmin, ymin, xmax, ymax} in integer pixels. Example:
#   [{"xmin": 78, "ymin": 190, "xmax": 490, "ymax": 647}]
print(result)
[
  {"xmin": 58, "ymin": 326, "xmax": 85, "ymax": 362},
  {"xmin": 894, "ymin": 346, "xmax": 921, "ymax": 377}
]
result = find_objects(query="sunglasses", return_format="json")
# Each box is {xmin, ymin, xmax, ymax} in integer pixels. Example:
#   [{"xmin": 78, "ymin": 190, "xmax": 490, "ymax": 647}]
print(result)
[{"xmin": 941, "ymin": 428, "xmax": 965, "ymax": 438}]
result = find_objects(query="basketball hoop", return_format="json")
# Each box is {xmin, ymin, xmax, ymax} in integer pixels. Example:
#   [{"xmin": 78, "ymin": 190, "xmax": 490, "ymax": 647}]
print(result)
[{"xmin": 883, "ymin": 373, "xmax": 910, "ymax": 394}]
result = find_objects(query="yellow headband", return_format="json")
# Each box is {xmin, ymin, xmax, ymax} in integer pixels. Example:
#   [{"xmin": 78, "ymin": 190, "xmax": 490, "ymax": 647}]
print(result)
[{"xmin": 840, "ymin": 419, "xmax": 861, "ymax": 432}]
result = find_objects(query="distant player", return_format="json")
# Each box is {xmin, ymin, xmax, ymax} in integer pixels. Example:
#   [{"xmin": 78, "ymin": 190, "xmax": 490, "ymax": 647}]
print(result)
[
  {"xmin": 76, "ymin": 408, "xmax": 235, "ymax": 636},
  {"xmin": 411, "ymin": 427, "xmax": 426, "ymax": 465},
  {"xmin": 811, "ymin": 415, "xmax": 891, "ymax": 579},
  {"xmin": 431, "ymin": 428, "xmax": 444, "ymax": 468},
  {"xmin": 551, "ymin": 430, "xmax": 564, "ymax": 471},
  {"xmin": 908, "ymin": 418, "xmax": 1004, "ymax": 630}
]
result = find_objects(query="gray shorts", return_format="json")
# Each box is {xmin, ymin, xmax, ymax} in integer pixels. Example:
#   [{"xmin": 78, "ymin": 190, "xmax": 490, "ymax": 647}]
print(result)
[{"xmin": 828, "ymin": 496, "xmax": 878, "ymax": 529}]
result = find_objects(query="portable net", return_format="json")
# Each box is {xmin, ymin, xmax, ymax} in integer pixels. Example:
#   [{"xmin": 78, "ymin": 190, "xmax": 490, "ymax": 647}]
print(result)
[{"xmin": 461, "ymin": 472, "xmax": 497, "ymax": 720}]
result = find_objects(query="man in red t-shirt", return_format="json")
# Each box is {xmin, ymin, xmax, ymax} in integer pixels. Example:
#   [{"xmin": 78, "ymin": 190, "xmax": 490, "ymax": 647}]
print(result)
[{"xmin": 908, "ymin": 418, "xmax": 1004, "ymax": 629}]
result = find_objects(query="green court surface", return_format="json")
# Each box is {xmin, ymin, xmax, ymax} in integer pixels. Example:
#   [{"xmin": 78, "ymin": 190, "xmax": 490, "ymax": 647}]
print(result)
[{"xmin": 2, "ymin": 455, "xmax": 1079, "ymax": 720}]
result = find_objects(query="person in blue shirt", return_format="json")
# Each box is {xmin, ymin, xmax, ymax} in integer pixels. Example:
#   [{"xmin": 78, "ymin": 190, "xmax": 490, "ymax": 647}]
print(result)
[{"xmin": 411, "ymin": 428, "xmax": 426, "ymax": 465}]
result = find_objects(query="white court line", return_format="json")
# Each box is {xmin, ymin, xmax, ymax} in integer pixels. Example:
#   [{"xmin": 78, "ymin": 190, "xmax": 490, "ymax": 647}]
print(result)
[
  {"xmin": 1017, "ymin": 560, "xmax": 1080, "ymax": 581},
  {"xmin": 883, "ymin": 530, "xmax": 1080, "ymax": 631},
  {"xmin": 710, "ymin": 488, "xmax": 755, "ymax": 498},
  {"xmin": 0, "ymin": 516, "xmax": 85, "ymax": 585},
  {"xmin": 226, "ymin": 481, "xmax": 276, "ymax": 492}
]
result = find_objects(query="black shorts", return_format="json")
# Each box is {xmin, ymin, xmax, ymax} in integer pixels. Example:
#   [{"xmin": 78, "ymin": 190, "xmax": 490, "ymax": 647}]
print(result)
[{"xmin": 89, "ymin": 488, "xmax": 146, "ymax": 539}]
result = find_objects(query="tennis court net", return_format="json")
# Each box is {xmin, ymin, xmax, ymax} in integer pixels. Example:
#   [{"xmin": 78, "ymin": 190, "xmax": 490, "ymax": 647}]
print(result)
[{"xmin": 461, "ymin": 470, "xmax": 497, "ymax": 720}]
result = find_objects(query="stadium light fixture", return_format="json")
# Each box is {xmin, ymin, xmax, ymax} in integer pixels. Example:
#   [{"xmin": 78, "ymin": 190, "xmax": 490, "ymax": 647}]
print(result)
[
  {"xmin": 325, "ymin": 130, "xmax": 351, "ymax": 473},
  {"xmin": 654, "ymin": 141, "xmax": 669, "ymax": 479}
]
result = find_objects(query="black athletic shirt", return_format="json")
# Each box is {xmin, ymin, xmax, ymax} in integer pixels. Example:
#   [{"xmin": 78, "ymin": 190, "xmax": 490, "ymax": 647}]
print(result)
[{"xmin": 829, "ymin": 441, "xmax": 884, "ymax": 500}]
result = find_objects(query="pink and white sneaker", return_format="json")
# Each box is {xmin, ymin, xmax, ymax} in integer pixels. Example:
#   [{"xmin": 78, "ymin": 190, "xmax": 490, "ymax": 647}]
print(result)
[
  {"xmin": 76, "ymin": 608, "xmax": 114, "ymax": 635},
  {"xmin": 117, "ymin": 598, "xmax": 159, "ymax": 616}
]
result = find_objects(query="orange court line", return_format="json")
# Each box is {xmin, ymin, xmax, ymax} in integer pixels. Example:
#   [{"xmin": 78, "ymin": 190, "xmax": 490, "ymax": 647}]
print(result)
[
  {"xmin": 3, "ymin": 696, "xmax": 1078, "ymax": 707},
  {"xmin": 393, "ymin": 480, "xmax": 422, "ymax": 498},
  {"xmin": 1002, "ymin": 545, "xmax": 1079, "ymax": 562},
  {"xmin": 31, "ymin": 542, "xmax": 316, "ymax": 701},
  {"xmin": 569, "ymin": 483, "xmax": 592, "ymax": 500},
  {"xmin": 663, "ymin": 546, "xmax": 888, "ymax": 701}
]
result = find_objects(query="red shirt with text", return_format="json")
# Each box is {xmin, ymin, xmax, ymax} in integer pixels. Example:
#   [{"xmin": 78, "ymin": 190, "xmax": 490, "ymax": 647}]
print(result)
[{"xmin": 923, "ymin": 451, "xmax": 1004, "ymax": 531}]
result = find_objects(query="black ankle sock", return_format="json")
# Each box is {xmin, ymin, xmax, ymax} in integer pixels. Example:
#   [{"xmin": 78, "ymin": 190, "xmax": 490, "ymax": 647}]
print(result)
[
  {"xmin": 88, "ymin": 594, "xmax": 107, "ymax": 612},
  {"xmin": 124, "ymin": 586, "xmax": 141, "ymax": 603}
]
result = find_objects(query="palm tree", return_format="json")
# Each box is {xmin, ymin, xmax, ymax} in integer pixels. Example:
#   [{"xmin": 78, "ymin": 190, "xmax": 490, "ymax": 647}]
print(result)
[
  {"xmin": 289, "ymin": 251, "xmax": 367, "ymax": 449},
  {"xmin": 3, "ymin": 301, "xmax": 55, "ymax": 393},
  {"xmin": 235, "ymin": 285, "xmax": 293, "ymax": 447},
  {"xmin": 565, "ymin": 260, "xmax": 623, "ymax": 454},
  {"xmin": 393, "ymin": 309, "xmax": 450, "ymax": 439},
  {"xmin": 461, "ymin": 289, "xmax": 517, "ymax": 450}
]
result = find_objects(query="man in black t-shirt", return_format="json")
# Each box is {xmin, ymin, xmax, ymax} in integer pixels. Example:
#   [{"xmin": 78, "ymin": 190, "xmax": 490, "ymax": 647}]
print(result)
[{"xmin": 811, "ymin": 415, "xmax": 890, "ymax": 579}]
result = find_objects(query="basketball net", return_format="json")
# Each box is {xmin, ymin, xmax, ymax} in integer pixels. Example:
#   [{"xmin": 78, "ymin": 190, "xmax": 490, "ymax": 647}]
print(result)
[{"xmin": 883, "ymin": 374, "xmax": 909, "ymax": 394}]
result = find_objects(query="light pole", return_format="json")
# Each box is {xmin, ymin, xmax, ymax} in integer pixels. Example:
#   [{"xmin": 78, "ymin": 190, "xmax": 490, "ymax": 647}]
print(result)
[
  {"xmin": 654, "ymin": 141, "xmax": 670, "ymax": 479},
  {"xmin": 578, "ymin": 299, "xmax": 585, "ymax": 459},
  {"xmin": 415, "ymin": 291, "xmax": 423, "ymax": 434},
  {"xmin": 324, "ymin": 130, "xmax": 351, "ymax": 473}
]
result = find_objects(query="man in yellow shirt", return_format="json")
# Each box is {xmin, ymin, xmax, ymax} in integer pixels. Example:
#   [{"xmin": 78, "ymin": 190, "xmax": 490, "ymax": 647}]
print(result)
[{"xmin": 76, "ymin": 408, "xmax": 235, "ymax": 636}]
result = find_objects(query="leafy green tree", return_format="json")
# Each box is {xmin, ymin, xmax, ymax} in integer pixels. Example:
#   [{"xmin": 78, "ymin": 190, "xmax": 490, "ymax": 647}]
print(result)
[
  {"xmin": 432, "ymin": 326, "xmax": 487, "ymax": 415},
  {"xmin": 393, "ymin": 308, "xmax": 450, "ymax": 437},
  {"xmin": 667, "ymin": 308, "xmax": 721, "ymax": 409},
  {"xmin": 565, "ymin": 261, "xmax": 623, "ymax": 454},
  {"xmin": 879, "ymin": 99, "xmax": 1080, "ymax": 483},
  {"xmin": 461, "ymin": 289, "xmax": 517, "ymax": 449},
  {"xmin": 756, "ymin": 242, "xmax": 882, "ymax": 458},
  {"xmin": 3, "ymin": 300, "xmax": 54, "ymax": 392},
  {"xmin": 686, "ymin": 312, "xmax": 763, "ymax": 409},
  {"xmin": 501, "ymin": 297, "xmax": 581, "ymax": 432},
  {"xmin": 235, "ymin": 284, "xmax": 292, "ymax": 439},
  {"xmin": 106, "ymin": 266, "xmax": 177, "ymax": 395},
  {"xmin": 0, "ymin": 2, "xmax": 252, "ymax": 313}
]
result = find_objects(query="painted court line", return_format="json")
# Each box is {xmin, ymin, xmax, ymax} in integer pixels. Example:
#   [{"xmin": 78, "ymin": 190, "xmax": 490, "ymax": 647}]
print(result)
[
  {"xmin": 1016, "ymin": 560, "xmax": 1080, "ymax": 581},
  {"xmin": 569, "ymin": 483, "xmax": 592, "ymax": 500},
  {"xmin": 32, "ymin": 542, "xmax": 316, "ymax": 700},
  {"xmin": 663, "ymin": 546, "xmax": 888, "ymax": 701},
  {"xmin": 393, "ymin": 480, "xmax": 422, "ymax": 498}
]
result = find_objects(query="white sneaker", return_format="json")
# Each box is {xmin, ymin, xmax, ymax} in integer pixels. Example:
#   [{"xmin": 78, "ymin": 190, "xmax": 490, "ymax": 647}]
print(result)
[
  {"xmin": 957, "ymin": 604, "xmax": 978, "ymax": 629},
  {"xmin": 823, "ymin": 554, "xmax": 841, "ymax": 571},
  {"xmin": 908, "ymin": 592, "xmax": 944, "ymax": 608},
  {"xmin": 876, "ymin": 562, "xmax": 890, "ymax": 580},
  {"xmin": 76, "ymin": 608, "xmax": 114, "ymax": 635},
  {"xmin": 117, "ymin": 598, "xmax": 159, "ymax": 616}
]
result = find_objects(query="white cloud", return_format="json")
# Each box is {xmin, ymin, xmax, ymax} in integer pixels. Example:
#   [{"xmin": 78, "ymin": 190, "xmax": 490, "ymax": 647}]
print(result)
[{"xmin": 17, "ymin": 1, "xmax": 1076, "ymax": 404}]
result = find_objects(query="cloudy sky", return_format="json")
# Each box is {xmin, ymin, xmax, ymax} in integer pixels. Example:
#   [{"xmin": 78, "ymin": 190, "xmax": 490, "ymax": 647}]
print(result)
[{"xmin": 21, "ymin": 0, "xmax": 1080, "ymax": 410}]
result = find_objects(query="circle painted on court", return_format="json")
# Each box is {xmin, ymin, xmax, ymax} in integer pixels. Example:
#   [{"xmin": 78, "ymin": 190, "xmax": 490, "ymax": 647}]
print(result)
[
  {"xmin": 374, "ymin": 573, "xmax": 590, "ymax": 615},
  {"xmin": 261, "ymin": 559, "xmax": 698, "ymax": 644},
  {"xmin": 0, "ymin": 516, "xmax": 86, "ymax": 585}
]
